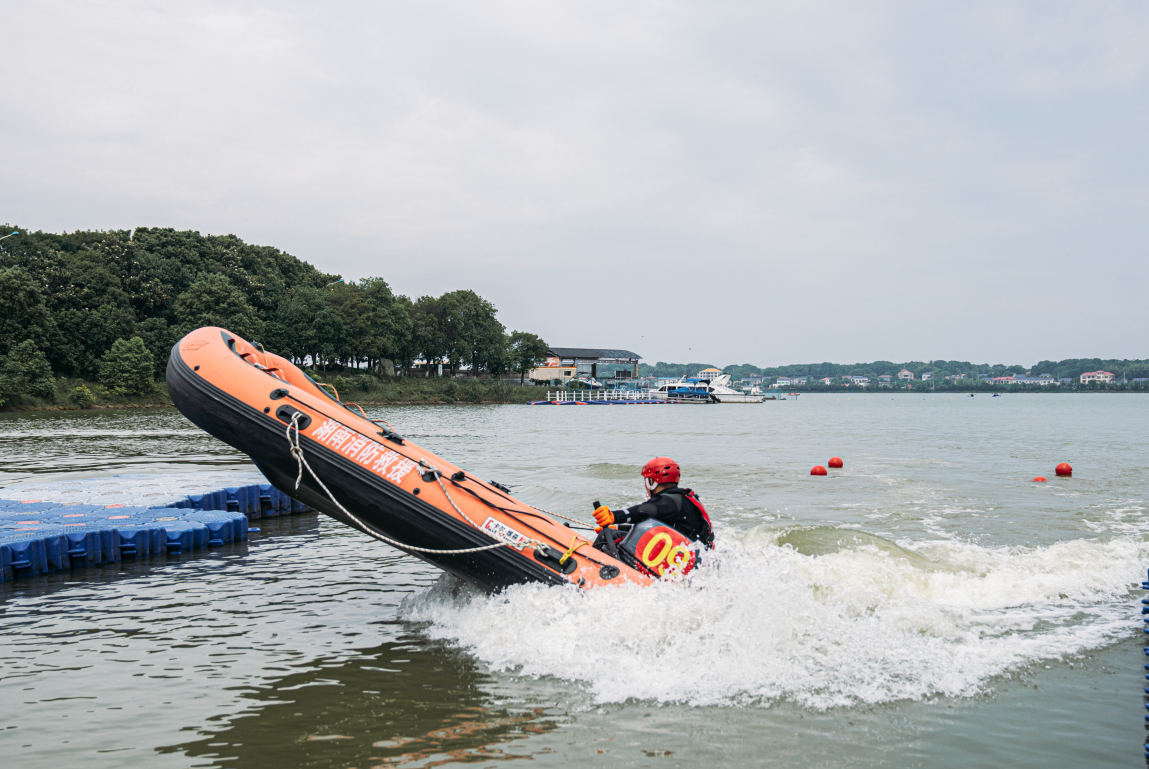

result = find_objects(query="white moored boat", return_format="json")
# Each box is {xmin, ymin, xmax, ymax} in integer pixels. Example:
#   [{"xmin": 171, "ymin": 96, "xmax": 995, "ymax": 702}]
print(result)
[
  {"xmin": 708, "ymin": 374, "xmax": 766, "ymax": 403},
  {"xmin": 651, "ymin": 374, "xmax": 765, "ymax": 403}
]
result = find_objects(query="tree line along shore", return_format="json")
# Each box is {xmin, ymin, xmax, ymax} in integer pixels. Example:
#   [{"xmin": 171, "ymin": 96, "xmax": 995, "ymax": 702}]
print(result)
[
  {"xmin": 640, "ymin": 360, "xmax": 1149, "ymax": 392},
  {"xmin": 6, "ymin": 377, "xmax": 552, "ymax": 411},
  {"xmin": 1, "ymin": 226, "xmax": 1143, "ymax": 411},
  {"xmin": 0, "ymin": 227, "xmax": 552, "ymax": 409}
]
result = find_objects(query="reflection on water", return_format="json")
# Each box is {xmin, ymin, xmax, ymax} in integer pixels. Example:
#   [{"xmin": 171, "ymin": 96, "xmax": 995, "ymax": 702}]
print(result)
[{"xmin": 164, "ymin": 635, "xmax": 561, "ymax": 768}]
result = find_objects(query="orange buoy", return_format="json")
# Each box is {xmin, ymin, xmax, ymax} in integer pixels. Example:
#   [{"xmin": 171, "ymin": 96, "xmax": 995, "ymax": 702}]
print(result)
[
  {"xmin": 811, "ymin": 465, "xmax": 828, "ymax": 476},
  {"xmin": 1033, "ymin": 476, "xmax": 1047, "ymax": 482},
  {"xmin": 828, "ymin": 457, "xmax": 843, "ymax": 468},
  {"xmin": 1055, "ymin": 462, "xmax": 1072, "ymax": 477}
]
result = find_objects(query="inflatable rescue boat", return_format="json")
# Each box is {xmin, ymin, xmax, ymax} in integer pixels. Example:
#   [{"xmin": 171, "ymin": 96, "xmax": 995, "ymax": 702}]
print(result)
[{"xmin": 167, "ymin": 328, "xmax": 700, "ymax": 592}]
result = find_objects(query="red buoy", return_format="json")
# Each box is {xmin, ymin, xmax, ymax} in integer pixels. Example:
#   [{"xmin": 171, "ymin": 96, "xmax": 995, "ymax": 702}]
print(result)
[
  {"xmin": 811, "ymin": 465, "xmax": 827, "ymax": 476},
  {"xmin": 1033, "ymin": 476, "xmax": 1047, "ymax": 482},
  {"xmin": 1055, "ymin": 462, "xmax": 1072, "ymax": 477},
  {"xmin": 828, "ymin": 457, "xmax": 844, "ymax": 468}
]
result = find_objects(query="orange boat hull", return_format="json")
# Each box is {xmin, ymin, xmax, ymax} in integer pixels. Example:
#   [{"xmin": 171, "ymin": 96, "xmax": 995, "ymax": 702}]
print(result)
[{"xmin": 166, "ymin": 327, "xmax": 652, "ymax": 592}]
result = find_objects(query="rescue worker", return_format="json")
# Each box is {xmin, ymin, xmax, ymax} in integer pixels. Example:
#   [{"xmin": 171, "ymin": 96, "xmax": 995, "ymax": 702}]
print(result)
[{"xmin": 593, "ymin": 457, "xmax": 715, "ymax": 548}]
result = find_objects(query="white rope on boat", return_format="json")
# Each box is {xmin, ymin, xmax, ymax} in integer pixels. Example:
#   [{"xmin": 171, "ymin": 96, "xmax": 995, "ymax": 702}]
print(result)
[
  {"xmin": 532, "ymin": 505, "xmax": 596, "ymax": 528},
  {"xmin": 285, "ymin": 412, "xmax": 535, "ymax": 555}
]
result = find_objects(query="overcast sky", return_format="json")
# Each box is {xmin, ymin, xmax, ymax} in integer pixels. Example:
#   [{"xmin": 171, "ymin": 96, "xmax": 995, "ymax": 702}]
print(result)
[{"xmin": 3, "ymin": 1, "xmax": 1146, "ymax": 367}]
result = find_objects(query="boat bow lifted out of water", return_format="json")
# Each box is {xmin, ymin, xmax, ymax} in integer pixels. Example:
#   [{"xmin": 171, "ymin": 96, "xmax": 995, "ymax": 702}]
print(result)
[{"xmin": 167, "ymin": 327, "xmax": 698, "ymax": 592}]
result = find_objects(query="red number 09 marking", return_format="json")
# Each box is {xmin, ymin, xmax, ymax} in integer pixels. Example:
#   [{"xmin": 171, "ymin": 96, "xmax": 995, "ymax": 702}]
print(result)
[{"xmin": 638, "ymin": 529, "xmax": 697, "ymax": 577}]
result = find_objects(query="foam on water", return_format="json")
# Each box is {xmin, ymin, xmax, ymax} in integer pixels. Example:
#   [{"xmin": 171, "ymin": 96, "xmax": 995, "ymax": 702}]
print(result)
[{"xmin": 400, "ymin": 527, "xmax": 1145, "ymax": 709}]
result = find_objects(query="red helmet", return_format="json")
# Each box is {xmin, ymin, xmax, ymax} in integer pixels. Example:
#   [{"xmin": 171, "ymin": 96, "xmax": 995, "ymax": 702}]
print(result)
[{"xmin": 642, "ymin": 457, "xmax": 681, "ymax": 487}]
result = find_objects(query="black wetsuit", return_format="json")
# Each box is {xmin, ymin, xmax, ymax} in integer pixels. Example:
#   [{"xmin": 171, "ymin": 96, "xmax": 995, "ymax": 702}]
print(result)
[{"xmin": 614, "ymin": 487, "xmax": 715, "ymax": 548}]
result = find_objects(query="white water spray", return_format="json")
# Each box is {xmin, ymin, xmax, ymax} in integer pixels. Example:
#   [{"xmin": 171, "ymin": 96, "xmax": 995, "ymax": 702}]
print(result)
[{"xmin": 400, "ymin": 528, "xmax": 1145, "ymax": 709}]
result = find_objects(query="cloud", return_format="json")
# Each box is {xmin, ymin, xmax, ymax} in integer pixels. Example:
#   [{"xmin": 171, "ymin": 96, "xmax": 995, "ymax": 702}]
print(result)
[{"xmin": 2, "ymin": 0, "xmax": 1147, "ymax": 365}]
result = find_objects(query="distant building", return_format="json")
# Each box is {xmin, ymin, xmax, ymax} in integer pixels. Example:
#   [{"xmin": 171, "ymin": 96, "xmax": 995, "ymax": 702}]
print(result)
[
  {"xmin": 897, "ymin": 369, "xmax": 914, "ymax": 381},
  {"xmin": 1013, "ymin": 375, "xmax": 1057, "ymax": 386},
  {"xmin": 920, "ymin": 372, "xmax": 933, "ymax": 381},
  {"xmin": 698, "ymin": 367, "xmax": 725, "ymax": 380},
  {"xmin": 848, "ymin": 376, "xmax": 870, "ymax": 386},
  {"xmin": 1133, "ymin": 378, "xmax": 1149, "ymax": 383},
  {"xmin": 1080, "ymin": 370, "xmax": 1115, "ymax": 384},
  {"xmin": 529, "ymin": 347, "xmax": 641, "ymax": 382},
  {"xmin": 775, "ymin": 376, "xmax": 792, "ymax": 386},
  {"xmin": 992, "ymin": 376, "xmax": 1015, "ymax": 384},
  {"xmin": 791, "ymin": 375, "xmax": 810, "ymax": 384},
  {"xmin": 1059, "ymin": 378, "xmax": 1074, "ymax": 384},
  {"xmin": 819, "ymin": 377, "xmax": 833, "ymax": 385},
  {"xmin": 944, "ymin": 374, "xmax": 964, "ymax": 381}
]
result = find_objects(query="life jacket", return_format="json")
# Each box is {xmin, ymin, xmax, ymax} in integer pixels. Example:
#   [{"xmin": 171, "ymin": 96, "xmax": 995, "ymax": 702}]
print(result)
[
  {"xmin": 676, "ymin": 488, "xmax": 715, "ymax": 548},
  {"xmin": 640, "ymin": 487, "xmax": 714, "ymax": 548}
]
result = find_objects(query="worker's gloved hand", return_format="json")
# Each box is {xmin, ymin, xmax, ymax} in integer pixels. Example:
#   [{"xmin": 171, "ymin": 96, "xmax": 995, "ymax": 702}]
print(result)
[{"xmin": 593, "ymin": 506, "xmax": 615, "ymax": 527}]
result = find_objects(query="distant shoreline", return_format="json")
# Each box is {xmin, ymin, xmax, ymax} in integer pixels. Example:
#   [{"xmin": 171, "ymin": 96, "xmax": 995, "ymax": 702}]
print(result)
[{"xmin": 2, "ymin": 388, "xmax": 1142, "ymax": 414}]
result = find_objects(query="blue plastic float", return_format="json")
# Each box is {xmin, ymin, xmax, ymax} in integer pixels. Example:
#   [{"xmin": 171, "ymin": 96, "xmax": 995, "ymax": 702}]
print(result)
[
  {"xmin": 1142, "ymin": 567, "xmax": 1149, "ymax": 759},
  {"xmin": 0, "ymin": 472, "xmax": 311, "ymax": 582}
]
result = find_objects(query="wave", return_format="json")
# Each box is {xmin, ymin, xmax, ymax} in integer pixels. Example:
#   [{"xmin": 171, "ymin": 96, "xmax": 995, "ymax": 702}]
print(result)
[{"xmin": 399, "ymin": 526, "xmax": 1144, "ymax": 709}]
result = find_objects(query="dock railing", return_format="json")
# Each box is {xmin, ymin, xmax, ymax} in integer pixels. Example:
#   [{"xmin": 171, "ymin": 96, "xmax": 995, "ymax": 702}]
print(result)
[{"xmin": 545, "ymin": 389, "xmax": 658, "ymax": 402}]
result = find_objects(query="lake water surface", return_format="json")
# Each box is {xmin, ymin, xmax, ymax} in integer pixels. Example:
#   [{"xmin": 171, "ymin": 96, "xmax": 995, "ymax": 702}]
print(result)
[{"xmin": 1, "ymin": 394, "xmax": 1146, "ymax": 767}]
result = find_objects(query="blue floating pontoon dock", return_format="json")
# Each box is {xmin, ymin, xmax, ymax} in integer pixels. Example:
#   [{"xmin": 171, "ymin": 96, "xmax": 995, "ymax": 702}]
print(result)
[
  {"xmin": 528, "ymin": 399, "xmax": 684, "ymax": 405},
  {"xmin": 0, "ymin": 471, "xmax": 311, "ymax": 582},
  {"xmin": 529, "ymin": 389, "xmax": 706, "ymax": 405}
]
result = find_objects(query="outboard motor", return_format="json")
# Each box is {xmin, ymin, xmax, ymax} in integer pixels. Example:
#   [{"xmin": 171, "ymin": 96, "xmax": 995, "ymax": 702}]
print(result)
[{"xmin": 615, "ymin": 518, "xmax": 698, "ymax": 578}]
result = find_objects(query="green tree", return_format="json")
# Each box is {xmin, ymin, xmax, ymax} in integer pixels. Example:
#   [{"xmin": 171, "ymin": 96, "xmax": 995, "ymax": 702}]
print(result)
[
  {"xmin": 14, "ymin": 340, "xmax": 56, "ymax": 399},
  {"xmin": 266, "ymin": 286, "xmax": 344, "ymax": 369},
  {"xmin": 173, "ymin": 273, "xmax": 264, "ymax": 340},
  {"xmin": 0, "ymin": 267, "xmax": 53, "ymax": 355},
  {"xmin": 389, "ymin": 295, "xmax": 417, "ymax": 375},
  {"xmin": 362, "ymin": 278, "xmax": 412, "ymax": 369},
  {"xmin": 440, "ymin": 289, "xmax": 505, "ymax": 375},
  {"xmin": 330, "ymin": 278, "xmax": 412, "ymax": 371},
  {"xmin": 0, "ymin": 356, "xmax": 25, "ymax": 406},
  {"xmin": 508, "ymin": 331, "xmax": 549, "ymax": 384},
  {"xmin": 329, "ymin": 284, "xmax": 373, "ymax": 365},
  {"xmin": 135, "ymin": 317, "xmax": 176, "ymax": 378},
  {"xmin": 70, "ymin": 384, "xmax": 94, "ymax": 409},
  {"xmin": 0, "ymin": 340, "xmax": 56, "ymax": 404},
  {"xmin": 306, "ymin": 288, "xmax": 346, "ymax": 371},
  {"xmin": 98, "ymin": 337, "xmax": 155, "ymax": 395},
  {"xmin": 51, "ymin": 304, "xmax": 137, "ymax": 379},
  {"xmin": 0, "ymin": 226, "xmax": 351, "ymax": 378},
  {"xmin": 485, "ymin": 335, "xmax": 513, "ymax": 377},
  {"xmin": 410, "ymin": 296, "xmax": 448, "ymax": 375}
]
